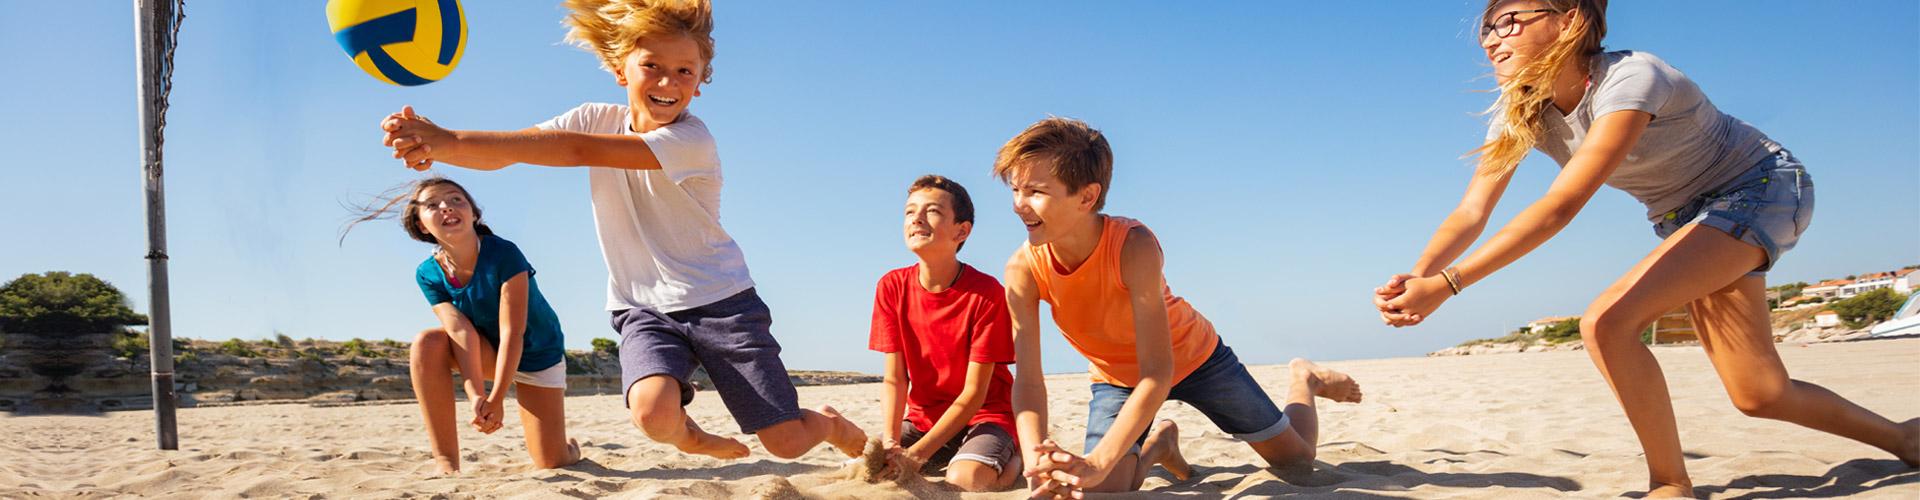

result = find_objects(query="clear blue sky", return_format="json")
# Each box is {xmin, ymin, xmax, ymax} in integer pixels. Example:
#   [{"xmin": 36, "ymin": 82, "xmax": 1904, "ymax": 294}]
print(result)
[{"xmin": 3, "ymin": 2, "xmax": 1914, "ymax": 374}]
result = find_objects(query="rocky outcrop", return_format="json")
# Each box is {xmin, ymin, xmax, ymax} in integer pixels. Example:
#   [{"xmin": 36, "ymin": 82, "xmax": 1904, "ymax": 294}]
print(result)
[{"xmin": 1, "ymin": 337, "xmax": 877, "ymax": 413}]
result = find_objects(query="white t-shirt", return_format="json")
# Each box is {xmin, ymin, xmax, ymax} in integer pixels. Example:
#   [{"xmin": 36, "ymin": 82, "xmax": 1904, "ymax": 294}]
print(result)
[{"xmin": 535, "ymin": 103, "xmax": 754, "ymax": 312}]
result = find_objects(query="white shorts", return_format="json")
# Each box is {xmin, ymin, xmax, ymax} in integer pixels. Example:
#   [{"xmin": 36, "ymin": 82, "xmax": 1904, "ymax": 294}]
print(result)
[{"xmin": 511, "ymin": 360, "xmax": 568, "ymax": 389}]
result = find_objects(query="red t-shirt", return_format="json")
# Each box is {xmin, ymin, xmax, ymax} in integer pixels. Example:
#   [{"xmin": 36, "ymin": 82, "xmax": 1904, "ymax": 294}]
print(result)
[{"xmin": 869, "ymin": 263, "xmax": 1017, "ymax": 435}]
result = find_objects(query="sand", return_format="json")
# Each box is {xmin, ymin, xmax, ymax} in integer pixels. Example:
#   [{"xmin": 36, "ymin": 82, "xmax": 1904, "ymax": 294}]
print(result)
[{"xmin": 8, "ymin": 338, "xmax": 1918, "ymax": 499}]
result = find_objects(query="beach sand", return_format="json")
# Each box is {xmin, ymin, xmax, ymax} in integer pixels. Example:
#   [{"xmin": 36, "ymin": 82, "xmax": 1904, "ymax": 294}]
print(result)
[{"xmin": 9, "ymin": 338, "xmax": 1917, "ymax": 498}]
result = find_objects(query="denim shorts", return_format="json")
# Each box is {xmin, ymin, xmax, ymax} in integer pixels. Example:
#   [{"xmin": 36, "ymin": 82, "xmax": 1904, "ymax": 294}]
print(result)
[
  {"xmin": 612, "ymin": 288, "xmax": 801, "ymax": 434},
  {"xmin": 1652, "ymin": 150, "xmax": 1814, "ymax": 277},
  {"xmin": 1083, "ymin": 341, "xmax": 1289, "ymax": 455}
]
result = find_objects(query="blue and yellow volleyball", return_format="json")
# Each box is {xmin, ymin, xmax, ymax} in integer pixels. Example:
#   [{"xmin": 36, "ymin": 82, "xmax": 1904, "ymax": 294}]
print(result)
[{"xmin": 326, "ymin": 0, "xmax": 467, "ymax": 86}]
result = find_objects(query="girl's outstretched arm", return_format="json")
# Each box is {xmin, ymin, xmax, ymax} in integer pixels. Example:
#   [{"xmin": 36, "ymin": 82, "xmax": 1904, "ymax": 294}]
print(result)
[
  {"xmin": 476, "ymin": 272, "xmax": 532, "ymax": 433},
  {"xmin": 429, "ymin": 303, "xmax": 488, "ymax": 401},
  {"xmin": 1385, "ymin": 110, "xmax": 1652, "ymax": 322}
]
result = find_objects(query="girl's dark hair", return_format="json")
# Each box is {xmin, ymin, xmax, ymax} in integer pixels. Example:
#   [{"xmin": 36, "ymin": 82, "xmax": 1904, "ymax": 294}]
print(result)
[{"xmin": 340, "ymin": 176, "xmax": 493, "ymax": 246}]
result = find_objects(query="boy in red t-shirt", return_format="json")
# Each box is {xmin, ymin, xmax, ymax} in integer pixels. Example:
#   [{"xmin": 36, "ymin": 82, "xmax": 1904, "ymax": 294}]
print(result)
[{"xmin": 869, "ymin": 175, "xmax": 1023, "ymax": 492}]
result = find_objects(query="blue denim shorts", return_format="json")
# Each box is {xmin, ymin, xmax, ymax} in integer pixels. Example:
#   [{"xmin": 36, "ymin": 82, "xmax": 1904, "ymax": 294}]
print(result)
[
  {"xmin": 1083, "ymin": 341, "xmax": 1289, "ymax": 455},
  {"xmin": 1652, "ymin": 150, "xmax": 1814, "ymax": 277}
]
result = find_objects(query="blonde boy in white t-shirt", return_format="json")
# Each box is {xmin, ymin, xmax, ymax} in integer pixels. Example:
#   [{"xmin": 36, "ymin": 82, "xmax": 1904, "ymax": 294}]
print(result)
[{"xmin": 379, "ymin": 0, "xmax": 865, "ymax": 462}]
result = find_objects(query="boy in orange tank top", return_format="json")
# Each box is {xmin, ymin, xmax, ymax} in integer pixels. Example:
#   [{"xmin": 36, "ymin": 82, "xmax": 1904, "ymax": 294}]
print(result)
[{"xmin": 995, "ymin": 118, "xmax": 1365, "ymax": 498}]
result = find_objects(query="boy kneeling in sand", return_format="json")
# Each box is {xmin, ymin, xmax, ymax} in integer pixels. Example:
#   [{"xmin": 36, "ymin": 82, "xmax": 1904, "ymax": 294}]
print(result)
[
  {"xmin": 868, "ymin": 175, "xmax": 1024, "ymax": 491},
  {"xmin": 995, "ymin": 118, "xmax": 1364, "ymax": 498}
]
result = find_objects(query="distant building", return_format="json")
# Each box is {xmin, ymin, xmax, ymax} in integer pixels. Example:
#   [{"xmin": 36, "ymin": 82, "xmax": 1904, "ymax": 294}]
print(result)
[
  {"xmin": 1804, "ymin": 279, "xmax": 1852, "ymax": 299},
  {"xmin": 1522, "ymin": 316, "xmax": 1579, "ymax": 334},
  {"xmin": 1896, "ymin": 269, "xmax": 1918, "ymax": 294},
  {"xmin": 1815, "ymin": 311, "xmax": 1841, "ymax": 328},
  {"xmin": 1840, "ymin": 272, "xmax": 1897, "ymax": 298}
]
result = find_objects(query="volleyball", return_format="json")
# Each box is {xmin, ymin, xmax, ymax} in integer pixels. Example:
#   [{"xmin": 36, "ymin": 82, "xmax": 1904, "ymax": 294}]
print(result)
[{"xmin": 326, "ymin": 0, "xmax": 467, "ymax": 86}]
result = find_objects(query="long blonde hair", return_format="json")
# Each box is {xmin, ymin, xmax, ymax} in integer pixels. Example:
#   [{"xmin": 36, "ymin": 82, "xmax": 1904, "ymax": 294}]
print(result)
[{"xmin": 1470, "ymin": 0, "xmax": 1608, "ymax": 178}]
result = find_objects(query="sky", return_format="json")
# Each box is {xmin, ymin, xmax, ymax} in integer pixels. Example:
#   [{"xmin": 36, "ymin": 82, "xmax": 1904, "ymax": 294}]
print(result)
[{"xmin": 2, "ymin": 1, "xmax": 1915, "ymax": 375}]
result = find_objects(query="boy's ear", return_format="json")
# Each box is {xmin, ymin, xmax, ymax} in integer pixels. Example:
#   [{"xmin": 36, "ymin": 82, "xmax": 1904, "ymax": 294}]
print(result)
[
  {"xmin": 1077, "ymin": 183, "xmax": 1103, "ymax": 211},
  {"xmin": 953, "ymin": 221, "xmax": 973, "ymax": 245}
]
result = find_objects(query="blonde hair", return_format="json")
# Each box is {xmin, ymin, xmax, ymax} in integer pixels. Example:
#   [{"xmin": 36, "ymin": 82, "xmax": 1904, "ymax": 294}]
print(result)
[
  {"xmin": 1470, "ymin": 0, "xmax": 1607, "ymax": 178},
  {"xmin": 992, "ymin": 117, "xmax": 1114, "ymax": 211},
  {"xmin": 562, "ymin": 0, "xmax": 716, "ymax": 83}
]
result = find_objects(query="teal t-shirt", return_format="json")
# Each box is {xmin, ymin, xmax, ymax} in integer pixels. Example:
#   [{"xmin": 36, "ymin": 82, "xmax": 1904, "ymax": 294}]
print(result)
[{"xmin": 415, "ymin": 234, "xmax": 565, "ymax": 373}]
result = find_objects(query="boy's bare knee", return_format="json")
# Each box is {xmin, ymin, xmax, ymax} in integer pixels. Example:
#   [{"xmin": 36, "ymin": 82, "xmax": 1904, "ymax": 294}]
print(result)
[
  {"xmin": 945, "ymin": 462, "xmax": 1002, "ymax": 491},
  {"xmin": 629, "ymin": 404, "xmax": 683, "ymax": 442}
]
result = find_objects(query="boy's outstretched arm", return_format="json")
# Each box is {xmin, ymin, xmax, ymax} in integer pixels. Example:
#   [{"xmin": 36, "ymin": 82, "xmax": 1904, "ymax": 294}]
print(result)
[
  {"xmin": 906, "ymin": 360, "xmax": 995, "ymax": 463},
  {"xmin": 880, "ymin": 352, "xmax": 908, "ymax": 445},
  {"xmin": 381, "ymin": 106, "xmax": 664, "ymax": 172},
  {"xmin": 1004, "ymin": 251, "xmax": 1050, "ymax": 471}
]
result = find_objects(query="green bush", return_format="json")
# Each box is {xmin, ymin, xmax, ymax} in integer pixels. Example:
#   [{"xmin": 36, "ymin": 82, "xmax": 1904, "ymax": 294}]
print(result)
[
  {"xmin": 176, "ymin": 350, "xmax": 200, "ymax": 365},
  {"xmin": 1536, "ymin": 318, "xmax": 1583, "ymax": 344},
  {"xmin": 0, "ymin": 271, "xmax": 148, "ymax": 334},
  {"xmin": 591, "ymin": 337, "xmax": 617, "ymax": 354},
  {"xmin": 340, "ymin": 338, "xmax": 377, "ymax": 358},
  {"xmin": 219, "ymin": 338, "xmax": 259, "ymax": 358},
  {"xmin": 1831, "ymin": 289, "xmax": 1906, "ymax": 329},
  {"xmin": 112, "ymin": 332, "xmax": 150, "ymax": 359},
  {"xmin": 275, "ymin": 332, "xmax": 296, "ymax": 348}
]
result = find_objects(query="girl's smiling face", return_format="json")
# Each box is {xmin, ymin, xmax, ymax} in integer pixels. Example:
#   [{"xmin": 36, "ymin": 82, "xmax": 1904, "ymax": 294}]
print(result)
[{"xmin": 414, "ymin": 184, "xmax": 476, "ymax": 244}]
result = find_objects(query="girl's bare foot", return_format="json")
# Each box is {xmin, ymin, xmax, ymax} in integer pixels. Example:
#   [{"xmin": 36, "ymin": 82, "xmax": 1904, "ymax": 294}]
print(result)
[
  {"xmin": 1291, "ymin": 358, "xmax": 1363, "ymax": 403},
  {"xmin": 1148, "ymin": 420, "xmax": 1192, "ymax": 481},
  {"xmin": 677, "ymin": 423, "xmax": 751, "ymax": 460},
  {"xmin": 430, "ymin": 455, "xmax": 460, "ymax": 475},
  {"xmin": 819, "ymin": 405, "xmax": 868, "ymax": 458}
]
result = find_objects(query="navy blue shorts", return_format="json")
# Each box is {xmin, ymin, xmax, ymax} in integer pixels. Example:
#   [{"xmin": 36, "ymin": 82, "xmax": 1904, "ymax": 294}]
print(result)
[
  {"xmin": 612, "ymin": 288, "xmax": 801, "ymax": 434},
  {"xmin": 1083, "ymin": 341, "xmax": 1289, "ymax": 455}
]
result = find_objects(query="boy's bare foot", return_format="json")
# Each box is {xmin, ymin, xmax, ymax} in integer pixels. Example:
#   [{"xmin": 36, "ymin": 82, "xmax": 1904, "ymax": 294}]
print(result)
[
  {"xmin": 1898, "ymin": 417, "xmax": 1920, "ymax": 467},
  {"xmin": 677, "ymin": 424, "xmax": 750, "ymax": 460},
  {"xmin": 1148, "ymin": 420, "xmax": 1192, "ymax": 481},
  {"xmin": 430, "ymin": 455, "xmax": 459, "ymax": 475},
  {"xmin": 1646, "ymin": 482, "xmax": 1696, "ymax": 498},
  {"xmin": 1291, "ymin": 358, "xmax": 1363, "ymax": 403},
  {"xmin": 562, "ymin": 438, "xmax": 584, "ymax": 467},
  {"xmin": 819, "ymin": 406, "xmax": 868, "ymax": 458}
]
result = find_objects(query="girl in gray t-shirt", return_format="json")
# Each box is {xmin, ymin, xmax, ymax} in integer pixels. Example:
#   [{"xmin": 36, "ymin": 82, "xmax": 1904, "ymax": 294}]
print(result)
[{"xmin": 1372, "ymin": 1, "xmax": 1918, "ymax": 496}]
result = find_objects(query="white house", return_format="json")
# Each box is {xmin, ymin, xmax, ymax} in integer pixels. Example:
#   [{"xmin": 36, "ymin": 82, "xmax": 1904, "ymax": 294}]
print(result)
[
  {"xmin": 1804, "ymin": 279, "xmax": 1850, "ymax": 299},
  {"xmin": 1522, "ymin": 316, "xmax": 1578, "ymax": 334},
  {"xmin": 1839, "ymin": 272, "xmax": 1897, "ymax": 298},
  {"xmin": 1896, "ymin": 269, "xmax": 1918, "ymax": 294},
  {"xmin": 1815, "ymin": 311, "xmax": 1841, "ymax": 328}
]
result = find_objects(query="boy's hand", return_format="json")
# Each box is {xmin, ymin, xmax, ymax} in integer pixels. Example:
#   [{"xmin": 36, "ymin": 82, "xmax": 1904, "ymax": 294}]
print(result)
[
  {"xmin": 877, "ymin": 443, "xmax": 923, "ymax": 481},
  {"xmin": 381, "ymin": 105, "xmax": 452, "ymax": 171},
  {"xmin": 1024, "ymin": 440, "xmax": 1085, "ymax": 499}
]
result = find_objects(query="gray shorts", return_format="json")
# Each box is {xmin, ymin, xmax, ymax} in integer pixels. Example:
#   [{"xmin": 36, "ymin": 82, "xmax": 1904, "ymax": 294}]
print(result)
[
  {"xmin": 1652, "ymin": 150, "xmax": 1814, "ymax": 277},
  {"xmin": 898, "ymin": 421, "xmax": 1018, "ymax": 474},
  {"xmin": 612, "ymin": 288, "xmax": 800, "ymax": 434}
]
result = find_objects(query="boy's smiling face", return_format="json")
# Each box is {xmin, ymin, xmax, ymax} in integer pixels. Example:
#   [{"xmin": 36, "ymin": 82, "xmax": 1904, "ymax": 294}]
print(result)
[
  {"xmin": 1008, "ymin": 163, "xmax": 1100, "ymax": 246},
  {"xmin": 904, "ymin": 187, "xmax": 970, "ymax": 257},
  {"xmin": 615, "ymin": 34, "xmax": 706, "ymax": 133}
]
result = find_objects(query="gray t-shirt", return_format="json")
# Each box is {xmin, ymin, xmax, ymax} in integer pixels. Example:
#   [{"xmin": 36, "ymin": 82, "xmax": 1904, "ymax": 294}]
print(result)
[{"xmin": 1497, "ymin": 50, "xmax": 1782, "ymax": 219}]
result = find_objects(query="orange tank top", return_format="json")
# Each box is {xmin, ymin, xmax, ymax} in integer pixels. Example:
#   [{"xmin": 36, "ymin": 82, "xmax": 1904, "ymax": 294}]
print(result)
[{"xmin": 1023, "ymin": 216, "xmax": 1220, "ymax": 387}]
